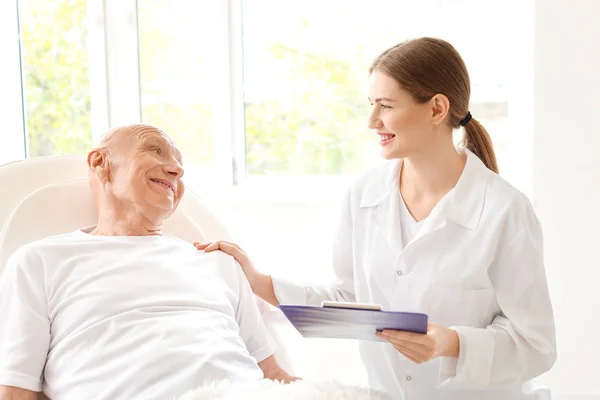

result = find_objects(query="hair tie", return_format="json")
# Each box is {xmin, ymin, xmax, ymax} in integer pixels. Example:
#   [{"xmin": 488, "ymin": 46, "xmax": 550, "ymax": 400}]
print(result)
[{"xmin": 459, "ymin": 111, "xmax": 472, "ymax": 126}]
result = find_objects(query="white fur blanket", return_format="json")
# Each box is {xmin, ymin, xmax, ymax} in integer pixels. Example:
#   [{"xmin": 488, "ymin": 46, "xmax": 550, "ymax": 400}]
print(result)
[{"xmin": 178, "ymin": 379, "xmax": 393, "ymax": 400}]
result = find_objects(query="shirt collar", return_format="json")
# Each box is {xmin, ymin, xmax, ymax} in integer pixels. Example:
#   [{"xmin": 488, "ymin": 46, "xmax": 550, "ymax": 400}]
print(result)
[{"xmin": 359, "ymin": 148, "xmax": 491, "ymax": 230}]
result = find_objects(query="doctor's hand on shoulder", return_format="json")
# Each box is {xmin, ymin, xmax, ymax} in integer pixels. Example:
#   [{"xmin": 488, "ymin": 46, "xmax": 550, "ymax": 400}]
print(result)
[
  {"xmin": 194, "ymin": 240, "xmax": 278, "ymax": 305},
  {"xmin": 377, "ymin": 323, "xmax": 460, "ymax": 364},
  {"xmin": 194, "ymin": 240, "xmax": 258, "ymax": 283}
]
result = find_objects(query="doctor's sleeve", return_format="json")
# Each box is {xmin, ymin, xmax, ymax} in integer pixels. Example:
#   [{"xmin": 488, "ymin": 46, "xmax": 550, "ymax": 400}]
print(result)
[
  {"xmin": 438, "ymin": 212, "xmax": 557, "ymax": 389},
  {"xmin": 271, "ymin": 187, "xmax": 356, "ymax": 306},
  {"xmin": 0, "ymin": 247, "xmax": 50, "ymax": 392}
]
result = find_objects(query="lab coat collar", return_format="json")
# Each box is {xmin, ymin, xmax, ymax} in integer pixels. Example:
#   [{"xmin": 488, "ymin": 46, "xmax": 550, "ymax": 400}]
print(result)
[{"xmin": 359, "ymin": 148, "xmax": 490, "ymax": 231}]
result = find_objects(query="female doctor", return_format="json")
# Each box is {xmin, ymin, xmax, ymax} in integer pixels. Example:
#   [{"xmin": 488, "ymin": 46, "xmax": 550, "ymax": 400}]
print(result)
[{"xmin": 195, "ymin": 37, "xmax": 557, "ymax": 400}]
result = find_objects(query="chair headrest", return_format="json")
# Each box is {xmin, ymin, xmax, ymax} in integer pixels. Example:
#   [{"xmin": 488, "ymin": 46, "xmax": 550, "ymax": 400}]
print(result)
[
  {"xmin": 0, "ymin": 178, "xmax": 232, "ymax": 274},
  {"xmin": 0, "ymin": 155, "xmax": 89, "ymax": 233}
]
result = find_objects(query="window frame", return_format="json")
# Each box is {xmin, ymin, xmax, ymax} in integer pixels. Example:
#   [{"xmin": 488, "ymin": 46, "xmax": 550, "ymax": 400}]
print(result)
[
  {"xmin": 103, "ymin": 0, "xmax": 142, "ymax": 130},
  {"xmin": 0, "ymin": 0, "xmax": 27, "ymax": 165}
]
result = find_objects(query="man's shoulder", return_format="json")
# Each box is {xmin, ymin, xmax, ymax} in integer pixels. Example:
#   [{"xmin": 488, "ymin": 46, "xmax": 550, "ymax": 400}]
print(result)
[
  {"xmin": 193, "ymin": 248, "xmax": 242, "ymax": 287},
  {"xmin": 5, "ymin": 231, "xmax": 81, "ymax": 268},
  {"xmin": 196, "ymin": 248, "xmax": 238, "ymax": 271},
  {"xmin": 10, "ymin": 231, "xmax": 81, "ymax": 257},
  {"xmin": 159, "ymin": 234, "xmax": 239, "ymax": 270},
  {"xmin": 160, "ymin": 233, "xmax": 193, "ymax": 248}
]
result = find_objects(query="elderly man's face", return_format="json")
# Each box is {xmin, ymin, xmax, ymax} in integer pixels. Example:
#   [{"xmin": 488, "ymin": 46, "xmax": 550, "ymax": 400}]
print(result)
[{"xmin": 103, "ymin": 127, "xmax": 185, "ymax": 217}]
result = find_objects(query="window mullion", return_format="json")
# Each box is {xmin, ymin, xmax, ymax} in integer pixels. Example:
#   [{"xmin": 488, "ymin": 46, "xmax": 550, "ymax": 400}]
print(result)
[
  {"xmin": 104, "ymin": 0, "xmax": 141, "ymax": 129},
  {"xmin": 227, "ymin": 0, "xmax": 246, "ymax": 185}
]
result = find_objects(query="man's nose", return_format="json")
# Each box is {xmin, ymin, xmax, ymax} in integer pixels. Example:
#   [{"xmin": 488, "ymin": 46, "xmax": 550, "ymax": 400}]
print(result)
[{"xmin": 164, "ymin": 159, "xmax": 184, "ymax": 179}]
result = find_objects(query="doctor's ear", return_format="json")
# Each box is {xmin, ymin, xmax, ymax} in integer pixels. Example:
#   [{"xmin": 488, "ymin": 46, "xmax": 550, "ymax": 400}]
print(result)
[{"xmin": 430, "ymin": 94, "xmax": 450, "ymax": 126}]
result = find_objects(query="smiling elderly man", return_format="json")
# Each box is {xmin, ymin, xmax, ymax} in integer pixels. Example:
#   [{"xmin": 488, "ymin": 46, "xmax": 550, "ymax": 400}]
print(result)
[{"xmin": 0, "ymin": 124, "xmax": 293, "ymax": 400}]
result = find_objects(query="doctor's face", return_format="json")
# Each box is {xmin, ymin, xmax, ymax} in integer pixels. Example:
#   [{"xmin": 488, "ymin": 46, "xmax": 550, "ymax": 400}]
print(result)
[{"xmin": 367, "ymin": 71, "xmax": 436, "ymax": 160}]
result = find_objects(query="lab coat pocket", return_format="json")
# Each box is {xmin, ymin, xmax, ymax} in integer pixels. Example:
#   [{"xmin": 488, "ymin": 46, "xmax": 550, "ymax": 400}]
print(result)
[{"xmin": 426, "ymin": 285, "xmax": 495, "ymax": 329}]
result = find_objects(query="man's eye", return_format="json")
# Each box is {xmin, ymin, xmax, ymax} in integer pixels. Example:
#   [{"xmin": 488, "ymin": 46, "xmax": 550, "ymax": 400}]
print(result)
[
  {"xmin": 380, "ymin": 104, "xmax": 392, "ymax": 109},
  {"xmin": 152, "ymin": 148, "xmax": 162, "ymax": 155}
]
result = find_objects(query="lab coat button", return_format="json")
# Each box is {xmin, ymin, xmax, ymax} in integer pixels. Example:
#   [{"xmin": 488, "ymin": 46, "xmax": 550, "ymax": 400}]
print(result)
[
  {"xmin": 406, "ymin": 375, "xmax": 412, "ymax": 381},
  {"xmin": 396, "ymin": 270, "xmax": 403, "ymax": 276}
]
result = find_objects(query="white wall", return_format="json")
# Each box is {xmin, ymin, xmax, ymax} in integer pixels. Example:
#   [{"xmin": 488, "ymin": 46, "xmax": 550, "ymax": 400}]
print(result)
[{"xmin": 533, "ymin": 0, "xmax": 600, "ymax": 398}]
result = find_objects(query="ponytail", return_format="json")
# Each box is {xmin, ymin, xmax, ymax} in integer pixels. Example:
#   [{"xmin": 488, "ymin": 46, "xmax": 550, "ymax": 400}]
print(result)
[
  {"xmin": 369, "ymin": 37, "xmax": 499, "ymax": 173},
  {"xmin": 460, "ymin": 117, "xmax": 499, "ymax": 174}
]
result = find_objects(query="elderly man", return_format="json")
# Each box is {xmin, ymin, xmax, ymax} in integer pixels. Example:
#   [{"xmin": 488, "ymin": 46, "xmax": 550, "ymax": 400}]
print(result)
[{"xmin": 0, "ymin": 124, "xmax": 293, "ymax": 400}]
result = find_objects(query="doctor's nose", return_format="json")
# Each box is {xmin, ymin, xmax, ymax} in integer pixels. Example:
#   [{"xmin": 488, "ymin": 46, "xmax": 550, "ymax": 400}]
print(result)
[{"xmin": 368, "ymin": 111, "xmax": 383, "ymax": 130}]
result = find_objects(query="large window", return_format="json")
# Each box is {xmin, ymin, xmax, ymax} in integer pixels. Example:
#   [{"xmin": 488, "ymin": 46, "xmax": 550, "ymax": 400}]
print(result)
[
  {"xmin": 241, "ymin": 0, "xmax": 514, "ymax": 179},
  {"xmin": 4, "ymin": 0, "xmax": 528, "ymax": 192},
  {"xmin": 19, "ymin": 0, "xmax": 92, "ymax": 157}
]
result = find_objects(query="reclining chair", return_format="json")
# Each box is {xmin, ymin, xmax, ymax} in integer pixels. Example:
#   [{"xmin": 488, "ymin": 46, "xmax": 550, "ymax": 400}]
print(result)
[{"xmin": 0, "ymin": 155, "xmax": 294, "ymax": 398}]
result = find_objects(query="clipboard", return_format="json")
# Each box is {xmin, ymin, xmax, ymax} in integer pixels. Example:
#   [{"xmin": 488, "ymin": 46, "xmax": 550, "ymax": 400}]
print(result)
[{"xmin": 278, "ymin": 302, "xmax": 428, "ymax": 342}]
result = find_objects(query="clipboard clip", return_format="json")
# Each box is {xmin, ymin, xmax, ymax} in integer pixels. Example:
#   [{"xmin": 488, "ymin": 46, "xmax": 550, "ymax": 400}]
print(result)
[{"xmin": 321, "ymin": 301, "xmax": 383, "ymax": 311}]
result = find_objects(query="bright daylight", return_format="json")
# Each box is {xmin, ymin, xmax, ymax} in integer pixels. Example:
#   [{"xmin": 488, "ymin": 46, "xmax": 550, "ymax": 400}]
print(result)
[{"xmin": 0, "ymin": 0, "xmax": 598, "ymax": 399}]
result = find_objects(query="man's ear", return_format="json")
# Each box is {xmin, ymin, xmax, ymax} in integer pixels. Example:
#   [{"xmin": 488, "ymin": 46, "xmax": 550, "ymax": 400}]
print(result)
[
  {"xmin": 430, "ymin": 94, "xmax": 450, "ymax": 126},
  {"xmin": 87, "ymin": 149, "xmax": 110, "ymax": 182}
]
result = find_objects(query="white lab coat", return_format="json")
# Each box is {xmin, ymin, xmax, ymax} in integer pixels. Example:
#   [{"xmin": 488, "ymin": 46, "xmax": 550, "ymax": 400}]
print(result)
[{"xmin": 273, "ymin": 148, "xmax": 557, "ymax": 400}]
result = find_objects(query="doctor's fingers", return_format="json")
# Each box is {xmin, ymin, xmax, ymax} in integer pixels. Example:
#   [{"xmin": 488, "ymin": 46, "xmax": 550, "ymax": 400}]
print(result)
[
  {"xmin": 380, "ymin": 330, "xmax": 436, "ymax": 348},
  {"xmin": 380, "ymin": 329, "xmax": 425, "ymax": 341},
  {"xmin": 195, "ymin": 240, "xmax": 230, "ymax": 251},
  {"xmin": 392, "ymin": 341, "xmax": 432, "ymax": 364},
  {"xmin": 381, "ymin": 336, "xmax": 433, "ymax": 356},
  {"xmin": 194, "ymin": 240, "xmax": 243, "ymax": 252},
  {"xmin": 198, "ymin": 241, "xmax": 250, "ymax": 263},
  {"xmin": 378, "ymin": 333, "xmax": 435, "ymax": 358},
  {"xmin": 194, "ymin": 240, "xmax": 219, "ymax": 251},
  {"xmin": 389, "ymin": 342, "xmax": 423, "ymax": 364}
]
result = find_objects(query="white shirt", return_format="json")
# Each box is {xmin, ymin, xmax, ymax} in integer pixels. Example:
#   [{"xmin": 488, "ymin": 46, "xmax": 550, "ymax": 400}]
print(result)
[
  {"xmin": 0, "ymin": 230, "xmax": 275, "ymax": 400},
  {"xmin": 273, "ymin": 148, "xmax": 557, "ymax": 400},
  {"xmin": 399, "ymin": 194, "xmax": 424, "ymax": 249}
]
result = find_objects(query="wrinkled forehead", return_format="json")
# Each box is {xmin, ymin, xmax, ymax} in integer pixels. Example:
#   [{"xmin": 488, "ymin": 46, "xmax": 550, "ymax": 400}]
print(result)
[
  {"xmin": 138, "ymin": 128, "xmax": 182, "ymax": 160},
  {"xmin": 102, "ymin": 124, "xmax": 182, "ymax": 162}
]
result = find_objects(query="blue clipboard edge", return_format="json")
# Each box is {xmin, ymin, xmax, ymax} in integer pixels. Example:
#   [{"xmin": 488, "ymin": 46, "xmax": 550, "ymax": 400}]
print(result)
[{"xmin": 278, "ymin": 304, "xmax": 429, "ymax": 337}]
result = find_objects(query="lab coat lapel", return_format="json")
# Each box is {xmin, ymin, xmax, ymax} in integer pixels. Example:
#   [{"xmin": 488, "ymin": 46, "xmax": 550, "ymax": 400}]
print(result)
[
  {"xmin": 406, "ymin": 148, "xmax": 491, "ymax": 246},
  {"xmin": 405, "ymin": 149, "xmax": 490, "ymax": 245},
  {"xmin": 359, "ymin": 159, "xmax": 450, "ymax": 262},
  {"xmin": 359, "ymin": 160, "xmax": 404, "ymax": 264},
  {"xmin": 408, "ymin": 200, "xmax": 450, "ymax": 247},
  {"xmin": 372, "ymin": 189, "xmax": 404, "ymax": 263},
  {"xmin": 371, "ymin": 189, "xmax": 449, "ymax": 258},
  {"xmin": 359, "ymin": 149, "xmax": 490, "ymax": 260}
]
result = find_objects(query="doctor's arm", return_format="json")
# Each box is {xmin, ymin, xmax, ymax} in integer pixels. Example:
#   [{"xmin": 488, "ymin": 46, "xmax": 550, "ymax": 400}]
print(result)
[
  {"xmin": 195, "ymin": 187, "xmax": 357, "ymax": 307},
  {"xmin": 438, "ymin": 215, "xmax": 557, "ymax": 389}
]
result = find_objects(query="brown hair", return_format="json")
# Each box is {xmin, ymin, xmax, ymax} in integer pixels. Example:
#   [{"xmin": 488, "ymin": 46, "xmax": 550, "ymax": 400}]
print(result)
[{"xmin": 369, "ymin": 37, "xmax": 499, "ymax": 173}]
